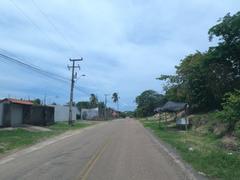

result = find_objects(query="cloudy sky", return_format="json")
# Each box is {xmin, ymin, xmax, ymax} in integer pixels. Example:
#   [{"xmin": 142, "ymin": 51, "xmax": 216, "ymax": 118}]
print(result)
[{"xmin": 0, "ymin": 0, "xmax": 239, "ymax": 110}]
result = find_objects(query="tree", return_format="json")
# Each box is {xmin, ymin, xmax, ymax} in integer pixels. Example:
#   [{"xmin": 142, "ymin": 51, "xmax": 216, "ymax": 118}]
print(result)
[
  {"xmin": 135, "ymin": 90, "xmax": 166, "ymax": 117},
  {"xmin": 208, "ymin": 12, "xmax": 240, "ymax": 92},
  {"xmin": 76, "ymin": 101, "xmax": 91, "ymax": 111},
  {"xmin": 157, "ymin": 11, "xmax": 240, "ymax": 112},
  {"xmin": 89, "ymin": 94, "xmax": 98, "ymax": 108},
  {"xmin": 32, "ymin": 98, "xmax": 41, "ymax": 105},
  {"xmin": 112, "ymin": 92, "xmax": 119, "ymax": 110}
]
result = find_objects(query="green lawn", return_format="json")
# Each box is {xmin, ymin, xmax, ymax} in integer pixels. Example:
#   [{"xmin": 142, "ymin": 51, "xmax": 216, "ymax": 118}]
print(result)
[
  {"xmin": 140, "ymin": 118, "xmax": 240, "ymax": 180},
  {"xmin": 0, "ymin": 121, "xmax": 91, "ymax": 154}
]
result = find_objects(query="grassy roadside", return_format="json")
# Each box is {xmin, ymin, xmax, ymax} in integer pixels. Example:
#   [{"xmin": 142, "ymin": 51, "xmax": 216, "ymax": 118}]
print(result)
[
  {"xmin": 0, "ymin": 121, "xmax": 92, "ymax": 155},
  {"xmin": 140, "ymin": 118, "xmax": 240, "ymax": 180}
]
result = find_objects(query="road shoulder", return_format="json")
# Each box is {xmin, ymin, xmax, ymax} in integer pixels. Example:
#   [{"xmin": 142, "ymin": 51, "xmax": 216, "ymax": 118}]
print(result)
[
  {"xmin": 138, "ymin": 120, "xmax": 207, "ymax": 180},
  {"xmin": 0, "ymin": 121, "xmax": 106, "ymax": 165}
]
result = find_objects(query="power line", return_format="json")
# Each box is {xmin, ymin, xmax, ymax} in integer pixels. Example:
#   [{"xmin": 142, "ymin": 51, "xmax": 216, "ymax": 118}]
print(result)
[
  {"xmin": 9, "ymin": 0, "xmax": 54, "ymax": 44},
  {"xmin": 9, "ymin": 0, "xmax": 69, "ymax": 59},
  {"xmin": 30, "ymin": 0, "xmax": 78, "ymax": 54},
  {"xmin": 0, "ymin": 51, "xmax": 90, "ymax": 95},
  {"xmin": 0, "ymin": 53, "xmax": 68, "ymax": 83}
]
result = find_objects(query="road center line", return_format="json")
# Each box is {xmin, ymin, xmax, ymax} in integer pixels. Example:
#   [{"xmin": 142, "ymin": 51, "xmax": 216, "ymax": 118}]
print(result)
[{"xmin": 78, "ymin": 138, "xmax": 112, "ymax": 180}]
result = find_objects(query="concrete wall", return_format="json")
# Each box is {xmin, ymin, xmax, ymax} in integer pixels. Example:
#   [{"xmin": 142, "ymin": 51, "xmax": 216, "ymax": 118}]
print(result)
[
  {"xmin": 0, "ymin": 103, "xmax": 3, "ymax": 126},
  {"xmin": 10, "ymin": 104, "xmax": 23, "ymax": 127},
  {"xmin": 50, "ymin": 105, "xmax": 80, "ymax": 122},
  {"xmin": 23, "ymin": 106, "xmax": 54, "ymax": 126}
]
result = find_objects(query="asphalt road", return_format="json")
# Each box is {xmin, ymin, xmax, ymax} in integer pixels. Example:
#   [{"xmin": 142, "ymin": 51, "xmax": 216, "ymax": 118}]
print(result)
[{"xmin": 0, "ymin": 118, "xmax": 191, "ymax": 180}]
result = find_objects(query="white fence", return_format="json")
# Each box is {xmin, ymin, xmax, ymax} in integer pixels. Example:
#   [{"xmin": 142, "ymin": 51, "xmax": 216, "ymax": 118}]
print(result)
[{"xmin": 81, "ymin": 108, "xmax": 99, "ymax": 120}]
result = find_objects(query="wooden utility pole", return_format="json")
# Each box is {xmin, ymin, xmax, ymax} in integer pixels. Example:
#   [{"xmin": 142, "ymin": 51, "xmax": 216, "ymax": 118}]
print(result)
[
  {"xmin": 104, "ymin": 94, "xmax": 110, "ymax": 120},
  {"xmin": 68, "ymin": 58, "xmax": 83, "ymax": 125}
]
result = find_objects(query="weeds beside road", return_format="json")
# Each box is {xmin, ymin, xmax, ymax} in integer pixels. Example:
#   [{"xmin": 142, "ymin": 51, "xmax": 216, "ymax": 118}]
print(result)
[
  {"xmin": 140, "ymin": 118, "xmax": 240, "ymax": 180},
  {"xmin": 0, "ymin": 121, "xmax": 91, "ymax": 155}
]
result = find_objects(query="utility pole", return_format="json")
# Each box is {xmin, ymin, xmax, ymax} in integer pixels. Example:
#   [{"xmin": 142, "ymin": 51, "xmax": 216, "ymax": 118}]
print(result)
[
  {"xmin": 68, "ymin": 58, "xmax": 83, "ymax": 125},
  {"xmin": 104, "ymin": 94, "xmax": 110, "ymax": 120},
  {"xmin": 43, "ymin": 94, "xmax": 46, "ymax": 106}
]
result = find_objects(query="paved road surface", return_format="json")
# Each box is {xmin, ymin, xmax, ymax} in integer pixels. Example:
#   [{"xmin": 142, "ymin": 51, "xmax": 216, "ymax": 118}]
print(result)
[{"xmin": 0, "ymin": 119, "xmax": 191, "ymax": 180}]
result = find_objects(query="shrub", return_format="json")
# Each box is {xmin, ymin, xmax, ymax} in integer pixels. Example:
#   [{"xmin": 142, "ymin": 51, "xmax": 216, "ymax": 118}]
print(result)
[{"xmin": 218, "ymin": 90, "xmax": 240, "ymax": 132}]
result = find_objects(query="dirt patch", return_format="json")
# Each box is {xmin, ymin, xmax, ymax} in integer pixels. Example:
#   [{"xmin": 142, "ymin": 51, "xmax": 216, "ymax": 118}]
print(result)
[
  {"xmin": 212, "ymin": 123, "xmax": 227, "ymax": 136},
  {"xmin": 220, "ymin": 135, "xmax": 239, "ymax": 151},
  {"xmin": 189, "ymin": 115, "xmax": 208, "ymax": 128},
  {"xmin": 21, "ymin": 125, "xmax": 52, "ymax": 132}
]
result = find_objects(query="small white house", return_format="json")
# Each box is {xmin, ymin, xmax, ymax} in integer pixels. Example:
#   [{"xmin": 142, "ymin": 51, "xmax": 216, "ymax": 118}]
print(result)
[{"xmin": 50, "ymin": 105, "xmax": 80, "ymax": 122}]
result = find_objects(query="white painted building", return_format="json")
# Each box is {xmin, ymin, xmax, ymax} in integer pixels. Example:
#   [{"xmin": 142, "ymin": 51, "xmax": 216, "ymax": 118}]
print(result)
[{"xmin": 50, "ymin": 105, "xmax": 80, "ymax": 122}]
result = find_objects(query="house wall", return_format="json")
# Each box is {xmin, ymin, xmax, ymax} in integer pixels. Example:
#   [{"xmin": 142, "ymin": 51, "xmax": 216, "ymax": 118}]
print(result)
[
  {"xmin": 23, "ymin": 106, "xmax": 54, "ymax": 126},
  {"xmin": 10, "ymin": 104, "xmax": 23, "ymax": 127},
  {"xmin": 50, "ymin": 105, "xmax": 79, "ymax": 122},
  {"xmin": 0, "ymin": 103, "xmax": 3, "ymax": 126},
  {"xmin": 0, "ymin": 102, "xmax": 54, "ymax": 127},
  {"xmin": 2, "ymin": 103, "xmax": 11, "ymax": 127}
]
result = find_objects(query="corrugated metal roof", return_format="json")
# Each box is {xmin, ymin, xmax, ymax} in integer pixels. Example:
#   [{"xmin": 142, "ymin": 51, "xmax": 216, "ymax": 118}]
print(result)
[
  {"xmin": 155, "ymin": 101, "xmax": 188, "ymax": 113},
  {"xmin": 0, "ymin": 98, "xmax": 34, "ymax": 105}
]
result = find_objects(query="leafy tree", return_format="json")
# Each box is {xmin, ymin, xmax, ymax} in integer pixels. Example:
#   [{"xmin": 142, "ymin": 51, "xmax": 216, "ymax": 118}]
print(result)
[
  {"xmin": 135, "ymin": 90, "xmax": 166, "ymax": 117},
  {"xmin": 158, "ymin": 52, "xmax": 214, "ymax": 110},
  {"xmin": 76, "ymin": 101, "xmax": 91, "ymax": 111},
  {"xmin": 209, "ymin": 12, "xmax": 240, "ymax": 77},
  {"xmin": 158, "ymin": 11, "xmax": 240, "ymax": 112},
  {"xmin": 32, "ymin": 98, "xmax": 41, "ymax": 105},
  {"xmin": 208, "ymin": 12, "xmax": 240, "ymax": 104},
  {"xmin": 89, "ymin": 94, "xmax": 98, "ymax": 108}
]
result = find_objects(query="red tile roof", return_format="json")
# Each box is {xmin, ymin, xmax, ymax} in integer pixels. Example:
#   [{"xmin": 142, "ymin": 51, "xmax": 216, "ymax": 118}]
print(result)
[{"xmin": 0, "ymin": 98, "xmax": 34, "ymax": 105}]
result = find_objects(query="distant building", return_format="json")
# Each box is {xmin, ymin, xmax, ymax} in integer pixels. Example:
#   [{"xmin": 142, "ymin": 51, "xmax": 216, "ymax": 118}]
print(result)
[
  {"xmin": 0, "ymin": 98, "xmax": 54, "ymax": 127},
  {"xmin": 81, "ymin": 108, "xmax": 99, "ymax": 120}
]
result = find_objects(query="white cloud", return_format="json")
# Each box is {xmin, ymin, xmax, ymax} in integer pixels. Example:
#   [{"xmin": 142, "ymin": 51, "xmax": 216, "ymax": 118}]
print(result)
[{"xmin": 0, "ymin": 0, "xmax": 239, "ymax": 110}]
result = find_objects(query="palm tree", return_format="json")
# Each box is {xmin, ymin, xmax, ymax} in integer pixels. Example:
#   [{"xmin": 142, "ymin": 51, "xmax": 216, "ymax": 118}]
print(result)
[
  {"xmin": 89, "ymin": 94, "xmax": 98, "ymax": 108},
  {"xmin": 112, "ymin": 92, "xmax": 119, "ymax": 110}
]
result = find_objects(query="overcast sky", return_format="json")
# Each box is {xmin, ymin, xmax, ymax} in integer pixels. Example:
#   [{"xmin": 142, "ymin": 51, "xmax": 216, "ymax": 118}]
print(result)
[{"xmin": 0, "ymin": 0, "xmax": 239, "ymax": 110}]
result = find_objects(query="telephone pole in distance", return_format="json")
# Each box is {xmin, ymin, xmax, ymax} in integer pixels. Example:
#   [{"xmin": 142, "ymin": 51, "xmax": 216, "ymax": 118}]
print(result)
[
  {"xmin": 104, "ymin": 94, "xmax": 110, "ymax": 120},
  {"xmin": 68, "ymin": 58, "xmax": 83, "ymax": 125}
]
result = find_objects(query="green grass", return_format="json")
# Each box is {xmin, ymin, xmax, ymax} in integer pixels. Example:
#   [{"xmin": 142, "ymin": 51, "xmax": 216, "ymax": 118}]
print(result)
[
  {"xmin": 0, "ymin": 121, "xmax": 91, "ymax": 154},
  {"xmin": 140, "ymin": 118, "xmax": 240, "ymax": 180}
]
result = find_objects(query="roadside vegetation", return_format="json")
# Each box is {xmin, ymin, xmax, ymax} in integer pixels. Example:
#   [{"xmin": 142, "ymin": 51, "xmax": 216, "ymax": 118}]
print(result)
[
  {"xmin": 135, "ymin": 11, "xmax": 240, "ymax": 180},
  {"xmin": 140, "ymin": 118, "xmax": 240, "ymax": 179},
  {"xmin": 0, "ymin": 121, "xmax": 91, "ymax": 155},
  {"xmin": 134, "ymin": 12, "xmax": 240, "ymax": 140}
]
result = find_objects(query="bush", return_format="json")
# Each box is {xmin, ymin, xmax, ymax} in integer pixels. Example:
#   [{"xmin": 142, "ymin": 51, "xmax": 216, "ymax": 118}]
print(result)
[{"xmin": 218, "ymin": 90, "xmax": 240, "ymax": 132}]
